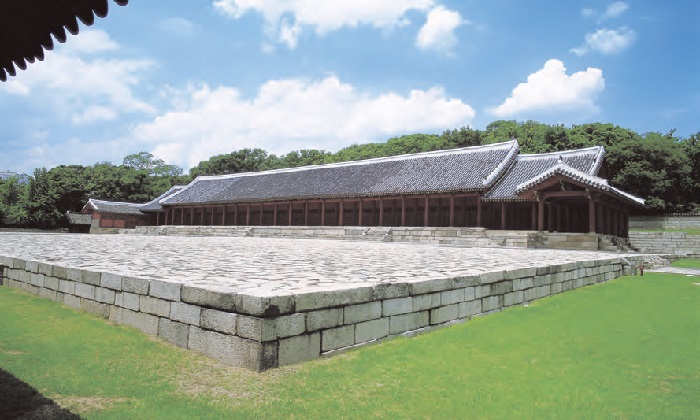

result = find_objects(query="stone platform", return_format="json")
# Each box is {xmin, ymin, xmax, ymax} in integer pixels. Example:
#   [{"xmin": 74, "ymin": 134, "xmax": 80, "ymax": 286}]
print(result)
[{"xmin": 0, "ymin": 233, "xmax": 643, "ymax": 371}]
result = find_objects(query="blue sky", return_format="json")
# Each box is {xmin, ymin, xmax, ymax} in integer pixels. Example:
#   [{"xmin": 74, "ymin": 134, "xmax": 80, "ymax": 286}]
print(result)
[{"xmin": 0, "ymin": 0, "xmax": 697, "ymax": 173}]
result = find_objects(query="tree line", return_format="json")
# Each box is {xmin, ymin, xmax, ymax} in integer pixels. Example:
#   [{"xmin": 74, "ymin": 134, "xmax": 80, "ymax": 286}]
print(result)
[{"xmin": 1, "ymin": 121, "xmax": 698, "ymax": 229}]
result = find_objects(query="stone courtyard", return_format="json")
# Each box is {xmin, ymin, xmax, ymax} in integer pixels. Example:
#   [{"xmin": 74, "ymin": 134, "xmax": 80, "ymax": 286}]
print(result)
[{"xmin": 0, "ymin": 233, "xmax": 643, "ymax": 371}]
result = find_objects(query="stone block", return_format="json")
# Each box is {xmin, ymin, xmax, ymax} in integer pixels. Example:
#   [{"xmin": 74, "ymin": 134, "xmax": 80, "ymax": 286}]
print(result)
[
  {"xmin": 479, "ymin": 271, "xmax": 505, "ymax": 284},
  {"xmin": 29, "ymin": 273, "xmax": 44, "ymax": 287},
  {"xmin": 441, "ymin": 289, "xmax": 465, "ymax": 305},
  {"xmin": 278, "ymin": 333, "xmax": 321, "ymax": 367},
  {"xmin": 38, "ymin": 263, "xmax": 52, "ymax": 276},
  {"xmin": 551, "ymin": 283, "xmax": 563, "ymax": 294},
  {"xmin": 80, "ymin": 299, "xmax": 111, "ymax": 318},
  {"xmin": 430, "ymin": 304, "xmax": 459, "ymax": 324},
  {"xmin": 409, "ymin": 277, "xmax": 454, "ymax": 295},
  {"xmin": 523, "ymin": 288, "xmax": 537, "ymax": 302},
  {"xmin": 464, "ymin": 287, "xmax": 476, "ymax": 301},
  {"xmin": 19, "ymin": 270, "xmax": 30, "ymax": 283},
  {"xmin": 236, "ymin": 293, "xmax": 295, "ymax": 317},
  {"xmin": 139, "ymin": 295, "xmax": 171, "ymax": 317},
  {"xmin": 20, "ymin": 282, "xmax": 39, "ymax": 295},
  {"xmin": 295, "ymin": 287, "xmax": 373, "ymax": 312},
  {"xmin": 110, "ymin": 307, "xmax": 159, "ymax": 336},
  {"xmin": 100, "ymin": 273, "xmax": 123, "ymax": 291},
  {"xmin": 237, "ymin": 315, "xmax": 276, "ymax": 341},
  {"xmin": 171, "ymin": 302, "xmax": 201, "ymax": 326},
  {"xmin": 158, "ymin": 318, "xmax": 189, "ymax": 348},
  {"xmin": 389, "ymin": 312, "xmax": 429, "ymax": 334},
  {"xmin": 534, "ymin": 275, "xmax": 552, "ymax": 287},
  {"xmin": 95, "ymin": 287, "xmax": 116, "ymax": 304},
  {"xmin": 535, "ymin": 285, "xmax": 550, "ymax": 299},
  {"xmin": 39, "ymin": 287, "xmax": 57, "ymax": 302},
  {"xmin": 513, "ymin": 277, "xmax": 534, "ymax": 291},
  {"xmin": 201, "ymin": 308, "xmax": 237, "ymax": 335},
  {"xmin": 490, "ymin": 281, "xmax": 513, "ymax": 295},
  {"xmin": 322, "ymin": 325, "xmax": 355, "ymax": 352},
  {"xmin": 411, "ymin": 293, "xmax": 441, "ymax": 312},
  {"xmin": 118, "ymin": 292, "xmax": 140, "ymax": 311},
  {"xmin": 355, "ymin": 318, "xmax": 389, "ymax": 343},
  {"xmin": 25, "ymin": 261, "xmax": 39, "ymax": 273},
  {"xmin": 344, "ymin": 301, "xmax": 382, "ymax": 324},
  {"xmin": 66, "ymin": 268, "xmax": 81, "ymax": 282},
  {"xmin": 475, "ymin": 285, "xmax": 490, "ymax": 299},
  {"xmin": 307, "ymin": 308, "xmax": 343, "ymax": 332},
  {"xmin": 52, "ymin": 266, "xmax": 68, "ymax": 280},
  {"xmin": 382, "ymin": 297, "xmax": 412, "ymax": 316},
  {"xmin": 74, "ymin": 283, "xmax": 95, "ymax": 300},
  {"xmin": 181, "ymin": 286, "xmax": 236, "ymax": 311},
  {"xmin": 274, "ymin": 313, "xmax": 307, "ymax": 338},
  {"xmin": 482, "ymin": 295, "xmax": 502, "ymax": 312},
  {"xmin": 150, "ymin": 279, "xmax": 181, "ymax": 302},
  {"xmin": 44, "ymin": 276, "xmax": 59, "ymax": 291},
  {"xmin": 372, "ymin": 283, "xmax": 410, "ymax": 300},
  {"xmin": 504, "ymin": 291, "xmax": 524, "ymax": 306},
  {"xmin": 536, "ymin": 266, "xmax": 550, "ymax": 276},
  {"xmin": 81, "ymin": 271, "xmax": 101, "ymax": 286},
  {"xmin": 451, "ymin": 275, "xmax": 480, "ymax": 288},
  {"xmin": 459, "ymin": 300, "xmax": 482, "ymax": 318},
  {"xmin": 63, "ymin": 294, "xmax": 81, "ymax": 309},
  {"xmin": 122, "ymin": 277, "xmax": 149, "ymax": 295}
]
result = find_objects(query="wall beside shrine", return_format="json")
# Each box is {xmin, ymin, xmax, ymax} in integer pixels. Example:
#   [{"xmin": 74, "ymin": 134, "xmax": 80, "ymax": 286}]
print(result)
[
  {"xmin": 630, "ymin": 214, "xmax": 700, "ymax": 230},
  {"xmin": 628, "ymin": 232, "xmax": 700, "ymax": 257}
]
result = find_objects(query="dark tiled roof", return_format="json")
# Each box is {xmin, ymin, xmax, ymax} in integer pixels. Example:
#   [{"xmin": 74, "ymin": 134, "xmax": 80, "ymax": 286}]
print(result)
[
  {"xmin": 66, "ymin": 212, "xmax": 92, "ymax": 225},
  {"xmin": 1, "ymin": 0, "xmax": 129, "ymax": 82},
  {"xmin": 84, "ymin": 199, "xmax": 144, "ymax": 215},
  {"xmin": 140, "ymin": 185, "xmax": 186, "ymax": 212},
  {"xmin": 484, "ymin": 146, "xmax": 604, "ymax": 201},
  {"xmin": 516, "ymin": 163, "xmax": 645, "ymax": 206},
  {"xmin": 164, "ymin": 141, "xmax": 519, "ymax": 205}
]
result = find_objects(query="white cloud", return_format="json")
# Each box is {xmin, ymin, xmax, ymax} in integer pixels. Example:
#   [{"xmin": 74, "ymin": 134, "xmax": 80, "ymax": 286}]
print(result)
[
  {"xmin": 131, "ymin": 76, "xmax": 475, "ymax": 169},
  {"xmin": 571, "ymin": 27, "xmax": 636, "ymax": 55},
  {"xmin": 490, "ymin": 59, "xmax": 605, "ymax": 118},
  {"xmin": 158, "ymin": 17, "xmax": 200, "ymax": 37},
  {"xmin": 602, "ymin": 2, "xmax": 629, "ymax": 19},
  {"xmin": 213, "ymin": 0, "xmax": 435, "ymax": 48},
  {"xmin": 0, "ymin": 30, "xmax": 156, "ymax": 124},
  {"xmin": 416, "ymin": 6, "xmax": 465, "ymax": 54}
]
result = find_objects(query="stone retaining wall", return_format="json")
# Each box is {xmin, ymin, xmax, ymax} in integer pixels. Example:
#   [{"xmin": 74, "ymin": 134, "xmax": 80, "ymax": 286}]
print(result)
[
  {"xmin": 128, "ymin": 226, "xmax": 622, "ymax": 251},
  {"xmin": 628, "ymin": 231, "xmax": 700, "ymax": 257},
  {"xmin": 0, "ymin": 254, "xmax": 640, "ymax": 371},
  {"xmin": 630, "ymin": 214, "xmax": 700, "ymax": 229}
]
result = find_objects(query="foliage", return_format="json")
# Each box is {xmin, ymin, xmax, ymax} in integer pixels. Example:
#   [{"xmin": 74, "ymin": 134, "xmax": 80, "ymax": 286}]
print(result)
[{"xmin": 0, "ymin": 272, "xmax": 697, "ymax": 417}]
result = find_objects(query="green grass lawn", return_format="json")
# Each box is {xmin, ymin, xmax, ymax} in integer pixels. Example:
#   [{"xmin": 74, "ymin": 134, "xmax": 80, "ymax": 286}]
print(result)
[
  {"xmin": 631, "ymin": 227, "xmax": 700, "ymax": 235},
  {"xmin": 672, "ymin": 259, "xmax": 700, "ymax": 269},
  {"xmin": 1, "ymin": 272, "xmax": 698, "ymax": 419}
]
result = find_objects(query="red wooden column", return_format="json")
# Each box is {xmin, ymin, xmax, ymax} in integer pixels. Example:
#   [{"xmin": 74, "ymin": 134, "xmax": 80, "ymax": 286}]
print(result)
[
  {"xmin": 476, "ymin": 194, "xmax": 482, "ymax": 228},
  {"xmin": 259, "ymin": 204, "xmax": 264, "ymax": 225},
  {"xmin": 401, "ymin": 196, "xmax": 406, "ymax": 226},
  {"xmin": 358, "ymin": 200, "xmax": 363, "ymax": 226},
  {"xmin": 500, "ymin": 202, "xmax": 506, "ymax": 230},
  {"xmin": 424, "ymin": 196, "xmax": 430, "ymax": 227},
  {"xmin": 180, "ymin": 208, "xmax": 184, "ymax": 225},
  {"xmin": 288, "ymin": 202, "xmax": 293, "ymax": 226},
  {"xmin": 339, "ymin": 200, "xmax": 344, "ymax": 226},
  {"xmin": 273, "ymin": 204, "xmax": 278, "ymax": 226},
  {"xmin": 210, "ymin": 206, "xmax": 215, "ymax": 225},
  {"xmin": 233, "ymin": 205, "xmax": 238, "ymax": 225},
  {"xmin": 321, "ymin": 200, "xmax": 325, "ymax": 226},
  {"xmin": 379, "ymin": 197, "xmax": 384, "ymax": 226},
  {"xmin": 222, "ymin": 206, "xmax": 226, "ymax": 225},
  {"xmin": 304, "ymin": 201, "xmax": 309, "ymax": 226},
  {"xmin": 588, "ymin": 196, "xmax": 596, "ymax": 233},
  {"xmin": 449, "ymin": 195, "xmax": 455, "ymax": 227},
  {"xmin": 246, "ymin": 204, "xmax": 250, "ymax": 226},
  {"xmin": 156, "ymin": 212, "xmax": 160, "ymax": 226},
  {"xmin": 538, "ymin": 199, "xmax": 545, "ymax": 231}
]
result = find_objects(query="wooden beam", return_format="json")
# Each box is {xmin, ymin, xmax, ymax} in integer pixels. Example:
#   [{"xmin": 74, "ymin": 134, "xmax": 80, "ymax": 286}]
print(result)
[{"xmin": 541, "ymin": 190, "xmax": 589, "ymax": 199}]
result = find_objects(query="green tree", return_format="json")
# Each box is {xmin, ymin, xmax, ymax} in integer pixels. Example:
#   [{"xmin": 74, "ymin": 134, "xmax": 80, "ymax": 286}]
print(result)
[
  {"xmin": 26, "ymin": 168, "xmax": 63, "ymax": 228},
  {"xmin": 189, "ymin": 149, "xmax": 278, "ymax": 177}
]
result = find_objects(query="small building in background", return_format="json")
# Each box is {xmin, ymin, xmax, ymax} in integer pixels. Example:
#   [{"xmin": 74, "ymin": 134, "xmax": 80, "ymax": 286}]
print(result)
[
  {"xmin": 66, "ymin": 212, "xmax": 92, "ymax": 233},
  {"xmin": 0, "ymin": 171, "xmax": 30, "ymax": 184},
  {"xmin": 81, "ymin": 199, "xmax": 148, "ymax": 232}
]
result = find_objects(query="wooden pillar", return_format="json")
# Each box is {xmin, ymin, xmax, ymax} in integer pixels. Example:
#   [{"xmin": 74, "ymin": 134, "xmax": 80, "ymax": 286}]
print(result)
[
  {"xmin": 556, "ymin": 204, "xmax": 561, "ymax": 232},
  {"xmin": 401, "ymin": 196, "xmax": 406, "ymax": 227},
  {"xmin": 288, "ymin": 202, "xmax": 293, "ymax": 226},
  {"xmin": 246, "ymin": 204, "xmax": 250, "ymax": 226},
  {"xmin": 500, "ymin": 202, "xmax": 506, "ymax": 230},
  {"xmin": 547, "ymin": 203, "xmax": 553, "ymax": 232},
  {"xmin": 358, "ymin": 200, "xmax": 363, "ymax": 226},
  {"xmin": 449, "ymin": 195, "xmax": 455, "ymax": 227},
  {"xmin": 180, "ymin": 208, "xmax": 184, "ymax": 225},
  {"xmin": 588, "ymin": 197, "xmax": 596, "ymax": 233},
  {"xmin": 321, "ymin": 200, "xmax": 326, "ymax": 226},
  {"xmin": 379, "ymin": 198, "xmax": 384, "ymax": 226},
  {"xmin": 339, "ymin": 200, "xmax": 344, "ymax": 226},
  {"xmin": 233, "ymin": 205, "xmax": 238, "ymax": 225},
  {"xmin": 259, "ymin": 204, "xmax": 264, "ymax": 225},
  {"xmin": 476, "ymin": 195, "xmax": 482, "ymax": 228},
  {"xmin": 304, "ymin": 201, "xmax": 309, "ymax": 226},
  {"xmin": 531, "ymin": 202, "xmax": 537, "ymax": 230},
  {"xmin": 156, "ymin": 212, "xmax": 160, "ymax": 226},
  {"xmin": 222, "ymin": 206, "xmax": 226, "ymax": 225},
  {"xmin": 538, "ymin": 199, "xmax": 545, "ymax": 231},
  {"xmin": 273, "ymin": 203, "xmax": 278, "ymax": 226},
  {"xmin": 210, "ymin": 206, "xmax": 215, "ymax": 225},
  {"xmin": 424, "ymin": 196, "xmax": 430, "ymax": 227}
]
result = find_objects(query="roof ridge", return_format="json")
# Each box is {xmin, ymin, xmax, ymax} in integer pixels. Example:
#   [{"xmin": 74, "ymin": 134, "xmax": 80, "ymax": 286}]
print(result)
[{"xmin": 515, "ymin": 145, "xmax": 603, "ymax": 160}]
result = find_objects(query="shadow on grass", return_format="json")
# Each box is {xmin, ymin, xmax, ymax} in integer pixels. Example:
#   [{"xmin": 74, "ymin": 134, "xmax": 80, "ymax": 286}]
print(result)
[{"xmin": 0, "ymin": 368, "xmax": 80, "ymax": 419}]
